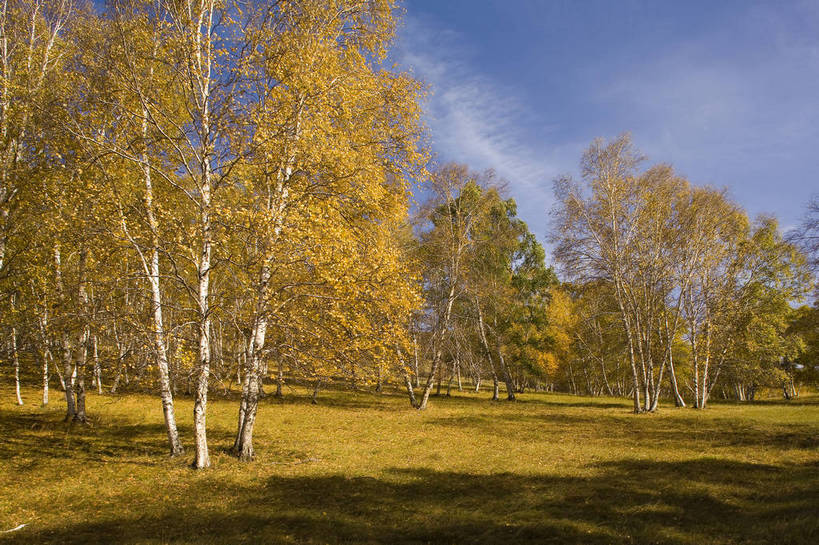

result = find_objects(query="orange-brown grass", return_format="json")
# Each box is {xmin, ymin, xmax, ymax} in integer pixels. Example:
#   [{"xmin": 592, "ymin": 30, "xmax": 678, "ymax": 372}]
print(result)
[{"xmin": 1, "ymin": 384, "xmax": 817, "ymax": 544}]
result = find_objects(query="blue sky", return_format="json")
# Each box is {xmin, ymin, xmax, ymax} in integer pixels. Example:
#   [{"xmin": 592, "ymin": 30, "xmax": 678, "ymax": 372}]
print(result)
[{"xmin": 393, "ymin": 0, "xmax": 819, "ymax": 245}]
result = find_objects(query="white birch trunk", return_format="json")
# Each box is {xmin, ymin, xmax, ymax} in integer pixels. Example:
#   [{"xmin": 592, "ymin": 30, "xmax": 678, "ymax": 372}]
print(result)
[
  {"xmin": 189, "ymin": 0, "xmax": 217, "ymax": 470},
  {"xmin": 12, "ymin": 326, "xmax": 22, "ymax": 405},
  {"xmin": 92, "ymin": 335, "xmax": 102, "ymax": 395},
  {"xmin": 73, "ymin": 247, "xmax": 89, "ymax": 423},
  {"xmin": 144, "ymin": 143, "xmax": 184, "ymax": 456},
  {"xmin": 417, "ymin": 279, "xmax": 456, "ymax": 410},
  {"xmin": 41, "ymin": 346, "xmax": 49, "ymax": 405},
  {"xmin": 234, "ymin": 312, "xmax": 267, "ymax": 460},
  {"xmin": 54, "ymin": 244, "xmax": 76, "ymax": 420},
  {"xmin": 193, "ymin": 177, "xmax": 212, "ymax": 469}
]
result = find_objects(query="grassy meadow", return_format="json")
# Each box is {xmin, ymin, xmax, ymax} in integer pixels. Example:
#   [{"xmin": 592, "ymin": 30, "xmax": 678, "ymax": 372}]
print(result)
[{"xmin": 1, "ymin": 384, "xmax": 818, "ymax": 544}]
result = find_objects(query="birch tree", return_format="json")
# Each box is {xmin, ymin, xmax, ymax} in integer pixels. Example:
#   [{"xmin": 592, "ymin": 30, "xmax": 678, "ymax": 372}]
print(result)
[{"xmin": 415, "ymin": 166, "xmax": 489, "ymax": 409}]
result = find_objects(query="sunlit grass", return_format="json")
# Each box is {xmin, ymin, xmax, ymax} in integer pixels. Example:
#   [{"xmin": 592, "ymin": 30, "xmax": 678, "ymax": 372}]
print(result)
[{"xmin": 1, "ymin": 384, "xmax": 817, "ymax": 544}]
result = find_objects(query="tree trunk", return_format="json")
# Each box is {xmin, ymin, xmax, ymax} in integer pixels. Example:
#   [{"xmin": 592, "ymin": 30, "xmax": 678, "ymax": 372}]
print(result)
[
  {"xmin": 667, "ymin": 352, "xmax": 685, "ymax": 407},
  {"xmin": 456, "ymin": 362, "xmax": 462, "ymax": 392},
  {"xmin": 143, "ymin": 149, "xmax": 184, "ymax": 456},
  {"xmin": 616, "ymin": 284, "xmax": 642, "ymax": 413},
  {"xmin": 311, "ymin": 380, "xmax": 322, "ymax": 404},
  {"xmin": 73, "ymin": 247, "xmax": 91, "ymax": 424},
  {"xmin": 403, "ymin": 370, "xmax": 417, "ymax": 408},
  {"xmin": 92, "ymin": 335, "xmax": 102, "ymax": 395},
  {"xmin": 40, "ymin": 347, "xmax": 49, "ymax": 405},
  {"xmin": 12, "ymin": 327, "xmax": 22, "ymax": 405},
  {"xmin": 417, "ymin": 281, "xmax": 457, "ymax": 410},
  {"xmin": 413, "ymin": 335, "xmax": 420, "ymax": 388},
  {"xmin": 36, "ymin": 312, "xmax": 53, "ymax": 404},
  {"xmin": 566, "ymin": 358, "xmax": 577, "ymax": 395},
  {"xmin": 192, "ymin": 181, "xmax": 213, "ymax": 469},
  {"xmin": 699, "ymin": 319, "xmax": 713, "ymax": 409},
  {"xmin": 73, "ymin": 339, "xmax": 88, "ymax": 423},
  {"xmin": 55, "ymin": 245, "xmax": 76, "ymax": 420},
  {"xmin": 475, "ymin": 298, "xmax": 499, "ymax": 401},
  {"xmin": 445, "ymin": 359, "xmax": 454, "ymax": 396},
  {"xmin": 275, "ymin": 358, "xmax": 283, "ymax": 398},
  {"xmin": 73, "ymin": 324, "xmax": 89, "ymax": 424},
  {"xmin": 110, "ymin": 337, "xmax": 126, "ymax": 394},
  {"xmin": 417, "ymin": 351, "xmax": 441, "ymax": 410},
  {"xmin": 234, "ymin": 314, "xmax": 267, "ymax": 461},
  {"xmin": 498, "ymin": 347, "xmax": 516, "ymax": 401}
]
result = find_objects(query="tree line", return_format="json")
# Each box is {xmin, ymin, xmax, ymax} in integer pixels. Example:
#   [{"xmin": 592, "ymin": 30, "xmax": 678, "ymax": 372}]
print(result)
[
  {"xmin": 550, "ymin": 135, "xmax": 817, "ymax": 410},
  {"xmin": 2, "ymin": 0, "xmax": 817, "ymax": 468}
]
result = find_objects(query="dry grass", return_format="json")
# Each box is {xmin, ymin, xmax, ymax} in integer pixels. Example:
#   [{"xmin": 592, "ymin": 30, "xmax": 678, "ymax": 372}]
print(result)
[{"xmin": 1, "ymin": 384, "xmax": 817, "ymax": 544}]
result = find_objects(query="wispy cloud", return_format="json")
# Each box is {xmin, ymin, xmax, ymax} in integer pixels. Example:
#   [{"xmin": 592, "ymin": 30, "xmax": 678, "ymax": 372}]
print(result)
[
  {"xmin": 393, "ymin": 14, "xmax": 574, "ymax": 241},
  {"xmin": 392, "ymin": 2, "xmax": 819, "ymax": 243}
]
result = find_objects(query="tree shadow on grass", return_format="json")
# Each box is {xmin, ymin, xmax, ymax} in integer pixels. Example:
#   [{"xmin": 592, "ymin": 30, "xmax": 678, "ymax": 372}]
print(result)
[
  {"xmin": 4, "ymin": 457, "xmax": 818, "ymax": 545},
  {"xmin": 3, "ymin": 397, "xmax": 817, "ymax": 474},
  {"xmin": 424, "ymin": 409, "xmax": 819, "ymax": 451},
  {"xmin": 0, "ymin": 409, "xmax": 233, "ymax": 470}
]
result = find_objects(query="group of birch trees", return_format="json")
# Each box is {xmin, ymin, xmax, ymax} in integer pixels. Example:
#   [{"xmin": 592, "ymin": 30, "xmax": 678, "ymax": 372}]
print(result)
[
  {"xmin": 3, "ymin": 2, "xmax": 817, "ymax": 467},
  {"xmin": 403, "ymin": 165, "xmax": 558, "ymax": 409},
  {"xmin": 1, "ymin": 0, "xmax": 426, "ymax": 467},
  {"xmin": 551, "ymin": 134, "xmax": 814, "ymax": 411}
]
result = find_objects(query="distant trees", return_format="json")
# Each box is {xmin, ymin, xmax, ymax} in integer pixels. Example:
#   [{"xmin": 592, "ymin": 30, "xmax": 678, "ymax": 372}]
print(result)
[
  {"xmin": 790, "ymin": 195, "xmax": 819, "ymax": 278},
  {"xmin": 410, "ymin": 165, "xmax": 558, "ymax": 409},
  {"xmin": 785, "ymin": 195, "xmax": 819, "ymax": 394},
  {"xmin": 552, "ymin": 134, "xmax": 810, "ymax": 411}
]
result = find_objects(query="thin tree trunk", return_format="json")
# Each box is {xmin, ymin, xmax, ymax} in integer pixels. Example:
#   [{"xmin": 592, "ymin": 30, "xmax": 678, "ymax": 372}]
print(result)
[
  {"xmin": 12, "ymin": 327, "xmax": 22, "ymax": 405},
  {"xmin": 311, "ymin": 379, "xmax": 322, "ymax": 404},
  {"xmin": 37, "ymin": 313, "xmax": 53, "ymax": 403},
  {"xmin": 403, "ymin": 370, "xmax": 417, "ymax": 408},
  {"xmin": 497, "ymin": 346, "xmax": 516, "ymax": 401},
  {"xmin": 699, "ymin": 318, "xmax": 712, "ymax": 409},
  {"xmin": 616, "ymin": 281, "xmax": 642, "ymax": 413},
  {"xmin": 144, "ymin": 153, "xmax": 184, "ymax": 456},
  {"xmin": 235, "ymin": 313, "xmax": 267, "ymax": 461},
  {"xmin": 53, "ymin": 352, "xmax": 65, "ymax": 391},
  {"xmin": 649, "ymin": 361, "xmax": 666, "ymax": 412},
  {"xmin": 418, "ymin": 281, "xmax": 457, "ymax": 410},
  {"xmin": 566, "ymin": 358, "xmax": 577, "ymax": 395},
  {"xmin": 413, "ymin": 334, "xmax": 420, "ymax": 388},
  {"xmin": 666, "ymin": 345, "xmax": 685, "ymax": 407},
  {"xmin": 275, "ymin": 358, "xmax": 283, "ymax": 398},
  {"xmin": 475, "ymin": 298, "xmax": 500, "ymax": 401},
  {"xmin": 456, "ymin": 362, "xmax": 462, "ymax": 392},
  {"xmin": 234, "ymin": 347, "xmax": 249, "ymax": 451},
  {"xmin": 40, "ymin": 346, "xmax": 50, "ymax": 405},
  {"xmin": 92, "ymin": 335, "xmax": 102, "ymax": 395},
  {"xmin": 55, "ymin": 244, "xmax": 76, "ymax": 420},
  {"xmin": 593, "ymin": 323, "xmax": 614, "ymax": 396},
  {"xmin": 73, "ymin": 327, "xmax": 88, "ymax": 423},
  {"xmin": 73, "ymin": 248, "xmax": 89, "ymax": 424},
  {"xmin": 110, "ymin": 337, "xmax": 126, "ymax": 394}
]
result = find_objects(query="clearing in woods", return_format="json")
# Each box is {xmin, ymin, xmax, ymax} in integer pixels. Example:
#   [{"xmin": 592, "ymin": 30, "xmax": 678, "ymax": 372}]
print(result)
[{"xmin": 1, "ymin": 386, "xmax": 817, "ymax": 544}]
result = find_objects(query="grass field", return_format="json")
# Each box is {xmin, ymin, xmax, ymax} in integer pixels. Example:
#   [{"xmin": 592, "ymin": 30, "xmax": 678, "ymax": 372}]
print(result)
[{"xmin": 1, "ymin": 384, "xmax": 817, "ymax": 544}]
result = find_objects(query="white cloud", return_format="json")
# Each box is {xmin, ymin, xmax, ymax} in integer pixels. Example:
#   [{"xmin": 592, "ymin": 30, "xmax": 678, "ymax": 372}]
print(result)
[{"xmin": 393, "ymin": 14, "xmax": 574, "ymax": 242}]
